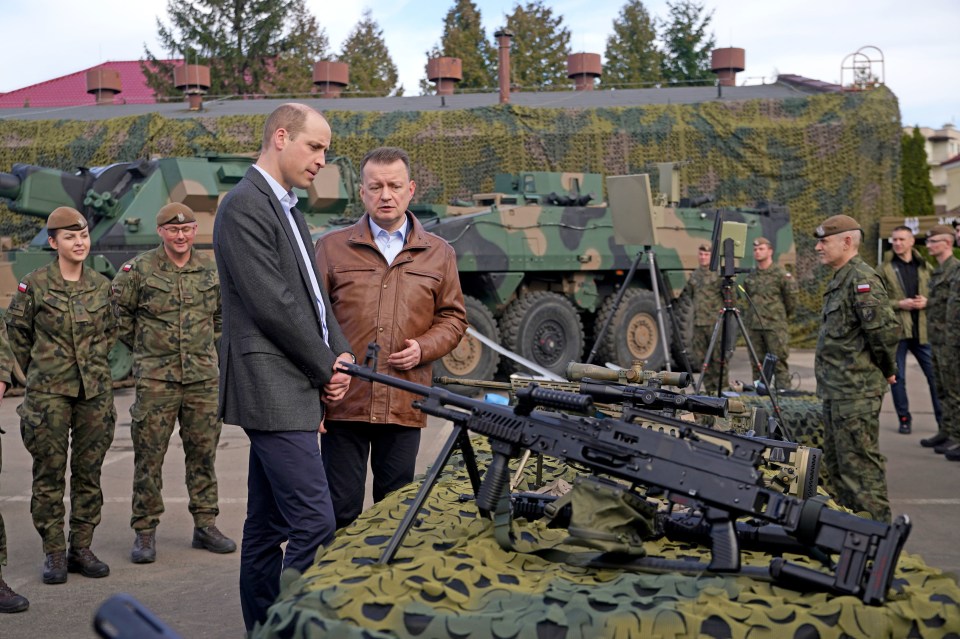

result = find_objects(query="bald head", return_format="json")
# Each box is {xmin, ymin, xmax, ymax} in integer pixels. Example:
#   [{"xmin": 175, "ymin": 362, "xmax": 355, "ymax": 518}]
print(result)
[
  {"xmin": 256, "ymin": 103, "xmax": 331, "ymax": 191},
  {"xmin": 261, "ymin": 103, "xmax": 320, "ymax": 151}
]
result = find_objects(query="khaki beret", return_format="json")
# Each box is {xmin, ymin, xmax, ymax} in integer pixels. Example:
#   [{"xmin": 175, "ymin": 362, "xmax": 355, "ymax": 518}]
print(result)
[
  {"xmin": 156, "ymin": 202, "xmax": 197, "ymax": 226},
  {"xmin": 813, "ymin": 215, "xmax": 861, "ymax": 239},
  {"xmin": 698, "ymin": 243, "xmax": 711, "ymax": 251},
  {"xmin": 47, "ymin": 206, "xmax": 88, "ymax": 231},
  {"xmin": 926, "ymin": 224, "xmax": 955, "ymax": 239},
  {"xmin": 753, "ymin": 236, "xmax": 772, "ymax": 248}
]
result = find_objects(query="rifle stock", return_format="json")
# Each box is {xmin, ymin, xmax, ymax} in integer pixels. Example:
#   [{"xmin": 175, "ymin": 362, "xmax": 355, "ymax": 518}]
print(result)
[{"xmin": 342, "ymin": 353, "xmax": 910, "ymax": 605}]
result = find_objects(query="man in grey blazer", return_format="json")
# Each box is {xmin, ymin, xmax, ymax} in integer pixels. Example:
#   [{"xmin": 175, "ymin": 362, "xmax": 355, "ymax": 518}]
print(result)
[{"xmin": 213, "ymin": 103, "xmax": 354, "ymax": 632}]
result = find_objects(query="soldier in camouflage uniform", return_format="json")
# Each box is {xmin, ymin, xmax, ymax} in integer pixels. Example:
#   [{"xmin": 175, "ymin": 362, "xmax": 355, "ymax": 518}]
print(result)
[
  {"xmin": 4, "ymin": 207, "xmax": 117, "ymax": 584},
  {"xmin": 678, "ymin": 244, "xmax": 728, "ymax": 394},
  {"xmin": 743, "ymin": 237, "xmax": 797, "ymax": 389},
  {"xmin": 0, "ymin": 323, "xmax": 29, "ymax": 612},
  {"xmin": 922, "ymin": 225, "xmax": 960, "ymax": 459},
  {"xmin": 111, "ymin": 203, "xmax": 235, "ymax": 563},
  {"xmin": 813, "ymin": 215, "xmax": 899, "ymax": 522}
]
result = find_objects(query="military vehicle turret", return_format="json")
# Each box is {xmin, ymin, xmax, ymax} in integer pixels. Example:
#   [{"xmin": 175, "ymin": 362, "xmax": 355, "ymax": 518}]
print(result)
[{"xmin": 0, "ymin": 156, "xmax": 794, "ymax": 382}]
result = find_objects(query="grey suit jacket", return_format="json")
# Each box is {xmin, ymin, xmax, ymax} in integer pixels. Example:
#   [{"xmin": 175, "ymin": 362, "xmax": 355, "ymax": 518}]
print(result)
[{"xmin": 213, "ymin": 166, "xmax": 352, "ymax": 432}]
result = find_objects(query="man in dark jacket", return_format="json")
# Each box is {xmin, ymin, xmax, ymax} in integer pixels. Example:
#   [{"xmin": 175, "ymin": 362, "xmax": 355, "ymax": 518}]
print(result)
[
  {"xmin": 213, "ymin": 103, "xmax": 354, "ymax": 632},
  {"xmin": 315, "ymin": 146, "xmax": 467, "ymax": 530}
]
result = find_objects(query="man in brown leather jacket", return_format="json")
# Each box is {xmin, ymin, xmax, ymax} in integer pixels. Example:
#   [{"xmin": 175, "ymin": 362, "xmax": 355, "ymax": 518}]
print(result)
[{"xmin": 315, "ymin": 146, "xmax": 467, "ymax": 529}]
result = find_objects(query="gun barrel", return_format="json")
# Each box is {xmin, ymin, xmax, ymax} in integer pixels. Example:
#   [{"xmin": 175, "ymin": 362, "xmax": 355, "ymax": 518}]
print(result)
[{"xmin": 434, "ymin": 376, "xmax": 512, "ymax": 390}]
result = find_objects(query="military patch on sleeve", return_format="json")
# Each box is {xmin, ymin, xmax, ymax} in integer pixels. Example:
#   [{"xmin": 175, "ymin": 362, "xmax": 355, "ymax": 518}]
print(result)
[
  {"xmin": 855, "ymin": 282, "xmax": 871, "ymax": 293},
  {"xmin": 17, "ymin": 281, "xmax": 27, "ymax": 293},
  {"xmin": 122, "ymin": 263, "xmax": 133, "ymax": 272},
  {"xmin": 862, "ymin": 307, "xmax": 876, "ymax": 322}
]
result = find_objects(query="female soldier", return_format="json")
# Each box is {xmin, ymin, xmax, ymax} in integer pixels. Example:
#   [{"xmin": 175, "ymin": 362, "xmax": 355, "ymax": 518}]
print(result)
[{"xmin": 4, "ymin": 207, "xmax": 117, "ymax": 584}]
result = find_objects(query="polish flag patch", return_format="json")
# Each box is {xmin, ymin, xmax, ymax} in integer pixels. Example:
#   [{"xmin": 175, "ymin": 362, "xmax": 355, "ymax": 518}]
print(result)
[
  {"xmin": 17, "ymin": 282, "xmax": 27, "ymax": 293},
  {"xmin": 122, "ymin": 263, "xmax": 133, "ymax": 272},
  {"xmin": 856, "ymin": 283, "xmax": 871, "ymax": 293}
]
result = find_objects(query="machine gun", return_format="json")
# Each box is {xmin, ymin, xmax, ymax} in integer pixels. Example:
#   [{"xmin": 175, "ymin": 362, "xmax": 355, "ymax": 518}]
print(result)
[{"xmin": 342, "ymin": 344, "xmax": 910, "ymax": 605}]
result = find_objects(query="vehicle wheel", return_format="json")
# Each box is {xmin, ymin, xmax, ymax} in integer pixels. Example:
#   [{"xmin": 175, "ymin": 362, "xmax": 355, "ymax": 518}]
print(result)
[
  {"xmin": 670, "ymin": 293, "xmax": 695, "ymax": 372},
  {"xmin": 433, "ymin": 295, "xmax": 501, "ymax": 389},
  {"xmin": 500, "ymin": 291, "xmax": 584, "ymax": 377},
  {"xmin": 109, "ymin": 341, "xmax": 134, "ymax": 382},
  {"xmin": 596, "ymin": 288, "xmax": 671, "ymax": 370}
]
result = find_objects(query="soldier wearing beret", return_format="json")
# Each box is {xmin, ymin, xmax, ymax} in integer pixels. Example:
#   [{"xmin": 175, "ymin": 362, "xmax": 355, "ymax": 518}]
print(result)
[
  {"xmin": 813, "ymin": 215, "xmax": 899, "ymax": 522},
  {"xmin": 4, "ymin": 207, "xmax": 117, "ymax": 584},
  {"xmin": 743, "ymin": 237, "xmax": 797, "ymax": 389},
  {"xmin": 678, "ymin": 243, "xmax": 728, "ymax": 394},
  {"xmin": 0, "ymin": 322, "xmax": 29, "ymax": 612},
  {"xmin": 921, "ymin": 224, "xmax": 960, "ymax": 460},
  {"xmin": 112, "ymin": 203, "xmax": 235, "ymax": 563}
]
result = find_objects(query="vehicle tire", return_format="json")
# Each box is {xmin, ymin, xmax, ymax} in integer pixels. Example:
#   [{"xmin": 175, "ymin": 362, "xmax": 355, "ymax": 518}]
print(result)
[
  {"xmin": 595, "ymin": 288, "xmax": 670, "ymax": 370},
  {"xmin": 109, "ymin": 341, "xmax": 134, "ymax": 382},
  {"xmin": 433, "ymin": 295, "xmax": 501, "ymax": 390},
  {"xmin": 670, "ymin": 294, "xmax": 695, "ymax": 372},
  {"xmin": 500, "ymin": 291, "xmax": 584, "ymax": 377}
]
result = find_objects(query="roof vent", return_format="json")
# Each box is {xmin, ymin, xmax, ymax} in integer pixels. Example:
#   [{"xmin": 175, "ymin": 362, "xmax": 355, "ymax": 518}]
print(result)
[
  {"xmin": 174, "ymin": 64, "xmax": 211, "ymax": 111},
  {"xmin": 567, "ymin": 53, "xmax": 602, "ymax": 91},
  {"xmin": 426, "ymin": 57, "xmax": 462, "ymax": 96},
  {"xmin": 711, "ymin": 48, "xmax": 745, "ymax": 87},
  {"xmin": 86, "ymin": 68, "xmax": 122, "ymax": 105},
  {"xmin": 493, "ymin": 28, "xmax": 514, "ymax": 104},
  {"xmin": 313, "ymin": 61, "xmax": 349, "ymax": 98}
]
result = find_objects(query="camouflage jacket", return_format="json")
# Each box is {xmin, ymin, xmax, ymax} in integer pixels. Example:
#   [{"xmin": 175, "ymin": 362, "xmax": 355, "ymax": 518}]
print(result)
[
  {"xmin": 815, "ymin": 255, "xmax": 900, "ymax": 399},
  {"xmin": 679, "ymin": 266, "xmax": 723, "ymax": 327},
  {"xmin": 879, "ymin": 249, "xmax": 930, "ymax": 344},
  {"xmin": 927, "ymin": 254, "xmax": 959, "ymax": 347},
  {"xmin": 743, "ymin": 264, "xmax": 797, "ymax": 331},
  {"xmin": 0, "ymin": 322, "xmax": 13, "ymax": 385},
  {"xmin": 112, "ymin": 246, "xmax": 221, "ymax": 384},
  {"xmin": 5, "ymin": 260, "xmax": 116, "ymax": 398}
]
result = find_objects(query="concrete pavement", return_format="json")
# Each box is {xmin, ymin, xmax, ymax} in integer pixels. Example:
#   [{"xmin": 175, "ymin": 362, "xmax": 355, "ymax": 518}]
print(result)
[{"xmin": 0, "ymin": 348, "xmax": 957, "ymax": 637}]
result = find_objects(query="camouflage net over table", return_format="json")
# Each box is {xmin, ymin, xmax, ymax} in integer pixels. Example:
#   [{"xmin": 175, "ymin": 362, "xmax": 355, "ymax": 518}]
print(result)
[{"xmin": 256, "ymin": 442, "xmax": 960, "ymax": 639}]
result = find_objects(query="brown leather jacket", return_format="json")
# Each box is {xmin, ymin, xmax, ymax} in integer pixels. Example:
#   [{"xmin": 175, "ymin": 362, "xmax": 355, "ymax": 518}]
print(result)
[{"xmin": 315, "ymin": 213, "xmax": 467, "ymax": 427}]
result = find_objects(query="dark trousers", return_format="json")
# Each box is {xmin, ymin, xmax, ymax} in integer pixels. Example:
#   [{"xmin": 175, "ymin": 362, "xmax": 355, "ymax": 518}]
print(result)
[
  {"xmin": 891, "ymin": 338, "xmax": 942, "ymax": 425},
  {"xmin": 321, "ymin": 421, "xmax": 421, "ymax": 529},
  {"xmin": 239, "ymin": 429, "xmax": 336, "ymax": 632}
]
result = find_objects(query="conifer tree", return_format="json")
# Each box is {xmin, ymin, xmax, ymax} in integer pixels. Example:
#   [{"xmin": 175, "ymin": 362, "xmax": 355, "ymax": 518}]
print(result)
[
  {"xmin": 504, "ymin": 1, "xmax": 571, "ymax": 90},
  {"xmin": 338, "ymin": 9, "xmax": 402, "ymax": 97},
  {"xmin": 901, "ymin": 126, "xmax": 935, "ymax": 216},
  {"xmin": 422, "ymin": 0, "xmax": 495, "ymax": 93},
  {"xmin": 659, "ymin": 0, "xmax": 716, "ymax": 85},
  {"xmin": 603, "ymin": 0, "xmax": 661, "ymax": 88}
]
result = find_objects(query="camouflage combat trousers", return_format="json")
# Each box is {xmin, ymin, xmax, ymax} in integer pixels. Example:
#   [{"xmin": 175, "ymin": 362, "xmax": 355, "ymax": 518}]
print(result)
[
  {"xmin": 745, "ymin": 327, "xmax": 790, "ymax": 389},
  {"xmin": 0, "ymin": 433, "xmax": 6, "ymax": 567},
  {"xmin": 692, "ymin": 325, "xmax": 729, "ymax": 394},
  {"xmin": 18, "ymin": 389, "xmax": 116, "ymax": 553},
  {"xmin": 130, "ymin": 377, "xmax": 221, "ymax": 531},
  {"xmin": 931, "ymin": 345, "xmax": 960, "ymax": 440},
  {"xmin": 821, "ymin": 396, "xmax": 891, "ymax": 523}
]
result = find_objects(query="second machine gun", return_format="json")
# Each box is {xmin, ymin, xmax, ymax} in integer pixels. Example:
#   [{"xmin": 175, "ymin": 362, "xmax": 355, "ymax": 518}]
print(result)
[{"xmin": 343, "ymin": 345, "xmax": 910, "ymax": 605}]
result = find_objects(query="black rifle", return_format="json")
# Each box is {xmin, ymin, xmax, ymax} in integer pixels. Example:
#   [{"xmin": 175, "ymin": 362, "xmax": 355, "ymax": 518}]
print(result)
[{"xmin": 342, "ymin": 345, "xmax": 910, "ymax": 605}]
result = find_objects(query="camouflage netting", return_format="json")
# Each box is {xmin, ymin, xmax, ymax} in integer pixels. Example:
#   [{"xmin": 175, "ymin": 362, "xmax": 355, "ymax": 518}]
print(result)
[
  {"xmin": 0, "ymin": 88, "xmax": 902, "ymax": 344},
  {"xmin": 255, "ymin": 442, "xmax": 960, "ymax": 639}
]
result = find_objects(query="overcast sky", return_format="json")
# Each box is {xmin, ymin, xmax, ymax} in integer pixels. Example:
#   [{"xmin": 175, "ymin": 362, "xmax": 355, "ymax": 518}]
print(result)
[{"xmin": 2, "ymin": 0, "xmax": 956, "ymax": 127}]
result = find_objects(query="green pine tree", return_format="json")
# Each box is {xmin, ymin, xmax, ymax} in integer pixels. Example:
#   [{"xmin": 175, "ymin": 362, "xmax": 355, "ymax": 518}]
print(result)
[
  {"xmin": 901, "ymin": 127, "xmax": 935, "ymax": 216},
  {"xmin": 421, "ymin": 0, "xmax": 496, "ymax": 94},
  {"xmin": 270, "ymin": 10, "xmax": 332, "ymax": 96},
  {"xmin": 603, "ymin": 0, "xmax": 661, "ymax": 88},
  {"xmin": 142, "ymin": 0, "xmax": 324, "ymax": 97},
  {"xmin": 504, "ymin": 1, "xmax": 572, "ymax": 90},
  {"xmin": 338, "ymin": 9, "xmax": 402, "ymax": 97},
  {"xmin": 659, "ymin": 0, "xmax": 716, "ymax": 86}
]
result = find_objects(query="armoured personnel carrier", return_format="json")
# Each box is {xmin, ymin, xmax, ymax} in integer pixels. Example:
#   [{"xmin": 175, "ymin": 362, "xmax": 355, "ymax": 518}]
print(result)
[{"xmin": 0, "ymin": 156, "xmax": 794, "ymax": 381}]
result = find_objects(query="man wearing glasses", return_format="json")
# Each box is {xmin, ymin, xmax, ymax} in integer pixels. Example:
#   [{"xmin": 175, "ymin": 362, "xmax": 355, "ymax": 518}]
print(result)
[
  {"xmin": 112, "ymin": 202, "xmax": 236, "ymax": 563},
  {"xmin": 923, "ymin": 225, "xmax": 960, "ymax": 460}
]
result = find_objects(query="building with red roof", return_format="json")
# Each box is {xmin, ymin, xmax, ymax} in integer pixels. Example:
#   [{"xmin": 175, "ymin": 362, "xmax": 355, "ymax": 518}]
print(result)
[{"xmin": 0, "ymin": 60, "xmax": 170, "ymax": 109}]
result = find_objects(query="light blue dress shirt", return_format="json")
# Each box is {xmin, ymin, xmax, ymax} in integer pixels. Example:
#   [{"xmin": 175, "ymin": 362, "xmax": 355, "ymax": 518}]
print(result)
[{"xmin": 368, "ymin": 216, "xmax": 408, "ymax": 266}]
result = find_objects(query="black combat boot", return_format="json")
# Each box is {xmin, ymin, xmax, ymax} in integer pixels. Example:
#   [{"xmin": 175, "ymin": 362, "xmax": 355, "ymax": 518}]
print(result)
[
  {"xmin": 42, "ymin": 551, "xmax": 67, "ymax": 584},
  {"xmin": 131, "ymin": 529, "xmax": 157, "ymax": 564},
  {"xmin": 192, "ymin": 525, "xmax": 237, "ymax": 554},
  {"xmin": 945, "ymin": 447, "xmax": 960, "ymax": 462},
  {"xmin": 921, "ymin": 432, "xmax": 949, "ymax": 448},
  {"xmin": 933, "ymin": 439, "xmax": 960, "ymax": 455},
  {"xmin": 67, "ymin": 547, "xmax": 110, "ymax": 578},
  {"xmin": 0, "ymin": 576, "xmax": 29, "ymax": 613}
]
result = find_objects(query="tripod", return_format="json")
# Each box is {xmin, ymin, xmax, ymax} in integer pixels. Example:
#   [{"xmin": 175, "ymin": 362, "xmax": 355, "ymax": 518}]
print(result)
[{"xmin": 694, "ymin": 238, "xmax": 791, "ymax": 440}]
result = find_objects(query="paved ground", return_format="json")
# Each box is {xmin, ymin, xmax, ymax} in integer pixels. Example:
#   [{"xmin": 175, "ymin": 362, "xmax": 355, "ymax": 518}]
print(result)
[{"xmin": 0, "ymin": 348, "xmax": 957, "ymax": 637}]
